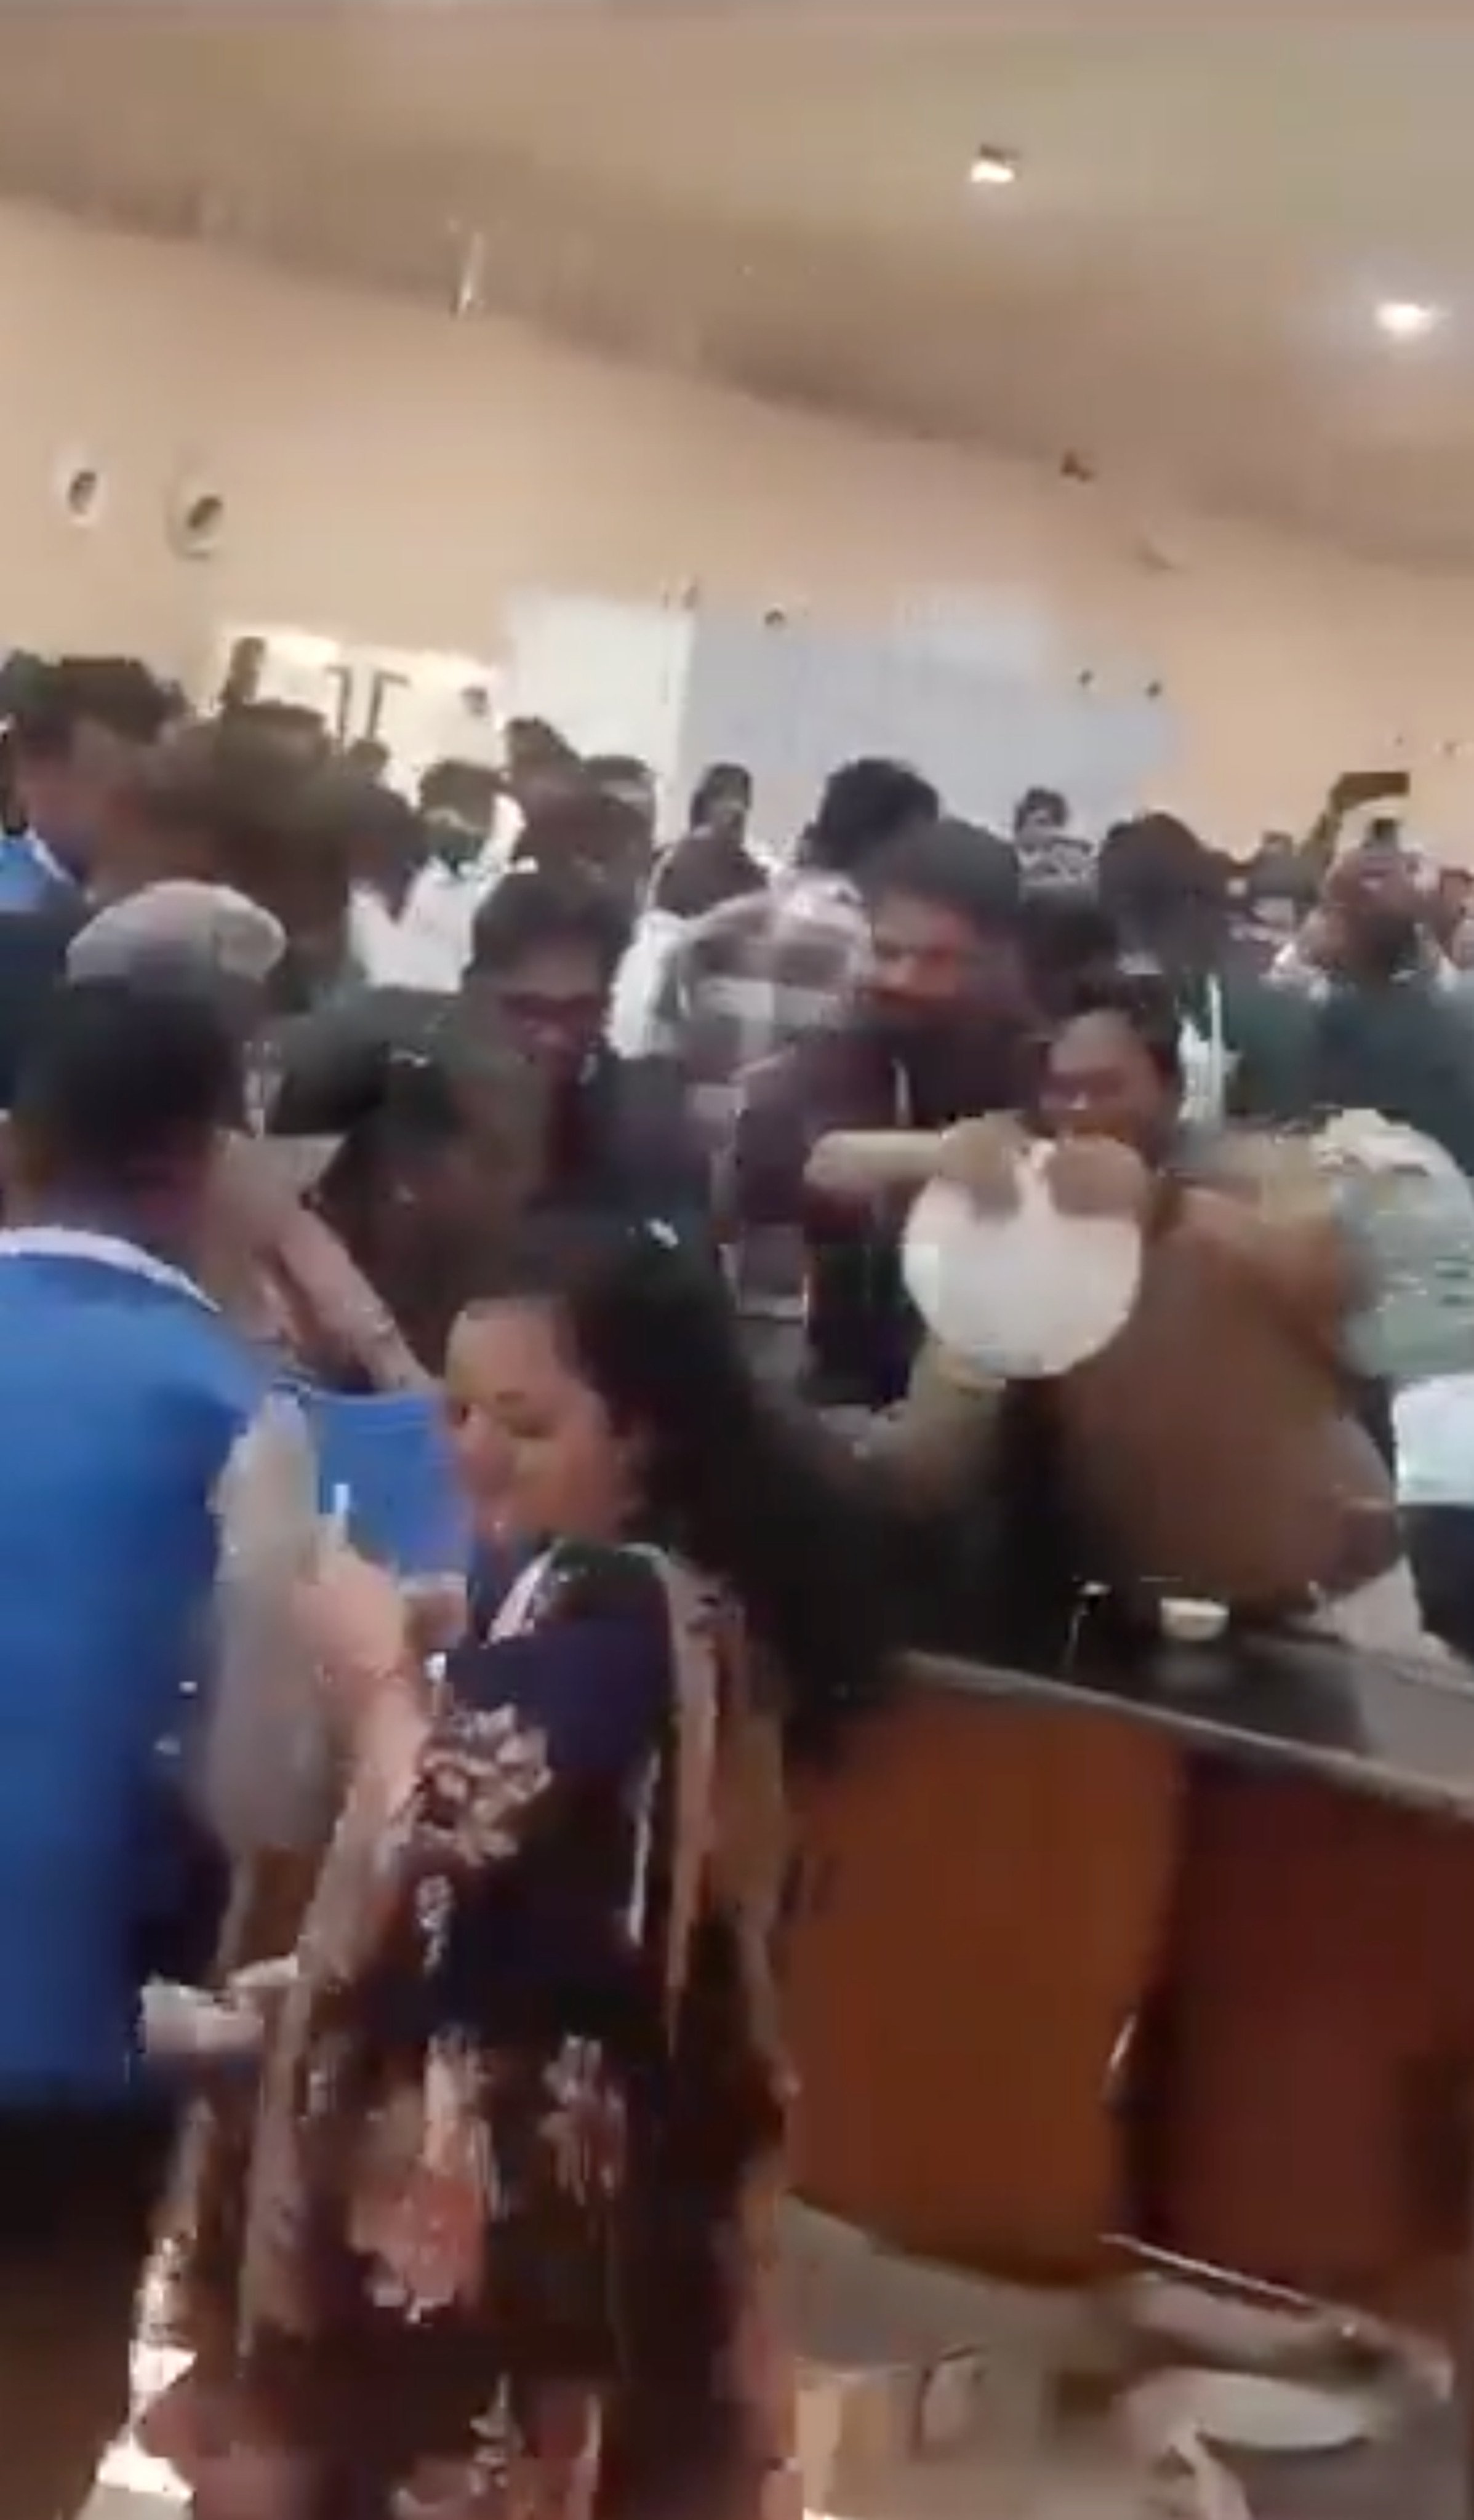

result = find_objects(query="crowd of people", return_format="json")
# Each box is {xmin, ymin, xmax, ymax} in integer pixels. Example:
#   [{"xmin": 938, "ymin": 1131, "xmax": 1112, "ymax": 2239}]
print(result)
[{"xmin": 2, "ymin": 647, "xmax": 1474, "ymax": 2518}]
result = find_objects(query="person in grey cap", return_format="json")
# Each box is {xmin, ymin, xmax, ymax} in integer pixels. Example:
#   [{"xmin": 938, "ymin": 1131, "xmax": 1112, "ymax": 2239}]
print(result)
[
  {"xmin": 66, "ymin": 878, "xmax": 286, "ymax": 1013},
  {"xmin": 63, "ymin": 877, "xmax": 425, "ymax": 1393}
]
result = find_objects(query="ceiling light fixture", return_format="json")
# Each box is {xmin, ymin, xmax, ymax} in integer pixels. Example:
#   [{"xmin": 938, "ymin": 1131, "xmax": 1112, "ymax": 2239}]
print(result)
[
  {"xmin": 969, "ymin": 146, "xmax": 1020, "ymax": 190},
  {"xmin": 1376, "ymin": 298, "xmax": 1445, "ymax": 342}
]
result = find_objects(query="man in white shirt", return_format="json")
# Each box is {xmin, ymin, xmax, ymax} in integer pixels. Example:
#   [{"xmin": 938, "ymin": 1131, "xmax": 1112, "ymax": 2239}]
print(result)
[{"xmin": 347, "ymin": 786, "xmax": 497, "ymax": 993}]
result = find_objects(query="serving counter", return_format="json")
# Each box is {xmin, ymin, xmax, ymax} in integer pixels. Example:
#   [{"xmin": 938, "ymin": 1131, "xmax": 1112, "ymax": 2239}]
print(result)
[{"xmin": 785, "ymin": 1625, "xmax": 1474, "ymax": 2374}]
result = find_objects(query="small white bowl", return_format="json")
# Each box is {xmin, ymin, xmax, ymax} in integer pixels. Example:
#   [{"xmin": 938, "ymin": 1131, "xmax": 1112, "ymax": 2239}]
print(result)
[{"xmin": 1160, "ymin": 1596, "xmax": 1230, "ymax": 1647}]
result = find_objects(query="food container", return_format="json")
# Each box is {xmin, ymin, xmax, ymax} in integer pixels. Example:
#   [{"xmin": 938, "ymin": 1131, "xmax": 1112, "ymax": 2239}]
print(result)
[{"xmin": 1159, "ymin": 1597, "xmax": 1230, "ymax": 1648}]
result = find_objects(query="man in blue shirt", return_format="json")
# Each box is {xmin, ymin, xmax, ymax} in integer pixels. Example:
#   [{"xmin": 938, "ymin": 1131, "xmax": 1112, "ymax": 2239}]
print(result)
[
  {"xmin": 0, "ymin": 976, "xmax": 260, "ymax": 2513},
  {"xmin": 0, "ymin": 652, "xmax": 177, "ymax": 913}
]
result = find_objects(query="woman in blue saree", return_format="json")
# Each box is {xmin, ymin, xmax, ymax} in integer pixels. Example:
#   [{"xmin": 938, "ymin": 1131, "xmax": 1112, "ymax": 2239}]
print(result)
[{"xmin": 150, "ymin": 1215, "xmax": 894, "ymax": 2520}]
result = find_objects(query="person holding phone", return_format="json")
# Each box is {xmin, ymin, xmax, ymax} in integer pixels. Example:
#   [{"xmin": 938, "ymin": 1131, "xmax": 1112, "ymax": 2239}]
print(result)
[{"xmin": 1259, "ymin": 835, "xmax": 1474, "ymax": 1178}]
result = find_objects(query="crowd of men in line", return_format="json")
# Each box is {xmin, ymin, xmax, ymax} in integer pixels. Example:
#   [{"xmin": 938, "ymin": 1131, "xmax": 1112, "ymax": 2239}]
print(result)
[{"xmin": 2, "ymin": 646, "xmax": 1474, "ymax": 2506}]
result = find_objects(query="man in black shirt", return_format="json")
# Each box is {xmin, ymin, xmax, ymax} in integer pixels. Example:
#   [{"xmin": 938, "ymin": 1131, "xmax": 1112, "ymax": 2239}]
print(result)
[
  {"xmin": 464, "ymin": 864, "xmax": 711, "ymax": 1252},
  {"xmin": 273, "ymin": 865, "xmax": 712, "ymax": 1268}
]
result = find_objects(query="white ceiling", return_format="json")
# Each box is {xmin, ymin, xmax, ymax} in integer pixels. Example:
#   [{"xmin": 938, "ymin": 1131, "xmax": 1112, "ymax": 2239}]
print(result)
[{"xmin": 7, "ymin": 1, "xmax": 1474, "ymax": 569}]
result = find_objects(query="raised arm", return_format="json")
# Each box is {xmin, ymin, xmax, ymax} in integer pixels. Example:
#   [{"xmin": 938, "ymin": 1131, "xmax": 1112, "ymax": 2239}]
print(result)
[{"xmin": 210, "ymin": 1132, "xmax": 429, "ymax": 1391}]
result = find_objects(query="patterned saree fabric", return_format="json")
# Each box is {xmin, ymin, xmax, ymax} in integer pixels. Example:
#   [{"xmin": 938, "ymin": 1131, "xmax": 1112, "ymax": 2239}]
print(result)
[{"xmin": 147, "ymin": 1540, "xmax": 791, "ymax": 2520}]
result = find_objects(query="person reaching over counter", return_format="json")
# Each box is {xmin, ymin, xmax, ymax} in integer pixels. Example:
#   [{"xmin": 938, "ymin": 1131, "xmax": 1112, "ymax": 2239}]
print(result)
[
  {"xmin": 731, "ymin": 817, "xmax": 1037, "ymax": 1410},
  {"xmin": 825, "ymin": 972, "xmax": 1474, "ymax": 1660}
]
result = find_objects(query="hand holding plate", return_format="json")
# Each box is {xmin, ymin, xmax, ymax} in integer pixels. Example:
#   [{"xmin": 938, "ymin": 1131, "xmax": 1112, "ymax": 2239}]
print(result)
[
  {"xmin": 1046, "ymin": 1135, "xmax": 1152, "ymax": 1222},
  {"xmin": 932, "ymin": 1114, "xmax": 1030, "ymax": 1214}
]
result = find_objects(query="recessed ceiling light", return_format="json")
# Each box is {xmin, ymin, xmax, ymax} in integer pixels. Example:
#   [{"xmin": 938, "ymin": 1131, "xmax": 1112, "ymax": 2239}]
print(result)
[
  {"xmin": 969, "ymin": 146, "xmax": 1020, "ymax": 190},
  {"xmin": 1376, "ymin": 298, "xmax": 1445, "ymax": 341}
]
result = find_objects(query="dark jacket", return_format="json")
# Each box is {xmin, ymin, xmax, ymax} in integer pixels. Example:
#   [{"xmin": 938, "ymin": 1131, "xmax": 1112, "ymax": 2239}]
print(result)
[
  {"xmin": 540, "ymin": 1046, "xmax": 713, "ymax": 1256},
  {"xmin": 272, "ymin": 991, "xmax": 712, "ymax": 1264},
  {"xmin": 1230, "ymin": 968, "xmax": 1474, "ymax": 1178},
  {"xmin": 0, "ymin": 897, "xmax": 86, "ymax": 1109},
  {"xmin": 732, "ymin": 1015, "xmax": 1035, "ymax": 1410}
]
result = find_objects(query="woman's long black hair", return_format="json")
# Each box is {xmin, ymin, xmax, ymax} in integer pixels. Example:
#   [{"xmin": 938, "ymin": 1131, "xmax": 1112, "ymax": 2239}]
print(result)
[{"xmin": 472, "ymin": 1212, "xmax": 899, "ymax": 1763}]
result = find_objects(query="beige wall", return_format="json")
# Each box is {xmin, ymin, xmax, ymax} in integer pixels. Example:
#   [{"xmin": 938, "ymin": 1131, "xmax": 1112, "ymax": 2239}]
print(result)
[{"xmin": 7, "ymin": 198, "xmax": 1474, "ymax": 851}]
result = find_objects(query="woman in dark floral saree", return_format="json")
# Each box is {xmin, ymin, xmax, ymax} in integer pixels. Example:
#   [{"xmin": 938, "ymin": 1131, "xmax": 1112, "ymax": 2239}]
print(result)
[{"xmin": 146, "ymin": 1214, "xmax": 893, "ymax": 2520}]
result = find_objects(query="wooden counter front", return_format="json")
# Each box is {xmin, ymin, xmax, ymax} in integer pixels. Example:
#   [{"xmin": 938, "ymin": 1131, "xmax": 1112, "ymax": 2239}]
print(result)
[
  {"xmin": 785, "ymin": 1675, "xmax": 1185, "ymax": 2284},
  {"xmin": 1141, "ymin": 1764, "xmax": 1474, "ymax": 2342}
]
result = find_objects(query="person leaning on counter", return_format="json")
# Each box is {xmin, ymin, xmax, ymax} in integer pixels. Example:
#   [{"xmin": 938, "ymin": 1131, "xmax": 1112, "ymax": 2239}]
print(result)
[{"xmin": 820, "ymin": 969, "xmax": 1471, "ymax": 1658}]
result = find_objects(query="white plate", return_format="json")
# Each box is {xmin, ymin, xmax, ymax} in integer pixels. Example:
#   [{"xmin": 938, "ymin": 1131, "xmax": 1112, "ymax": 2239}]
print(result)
[
  {"xmin": 262, "ymin": 1133, "xmax": 344, "ymax": 1196},
  {"xmin": 1125, "ymin": 2368, "xmax": 1381, "ymax": 2456},
  {"xmin": 902, "ymin": 1149, "xmax": 1142, "ymax": 1378}
]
